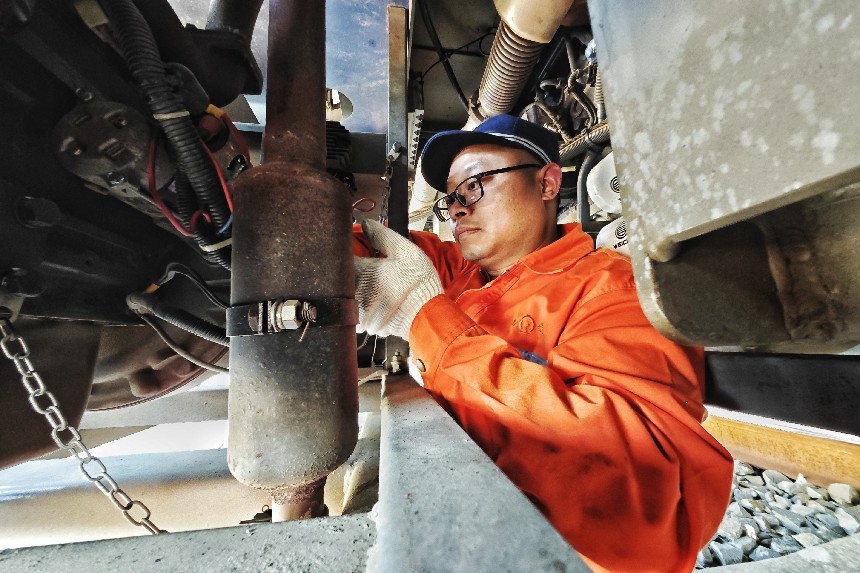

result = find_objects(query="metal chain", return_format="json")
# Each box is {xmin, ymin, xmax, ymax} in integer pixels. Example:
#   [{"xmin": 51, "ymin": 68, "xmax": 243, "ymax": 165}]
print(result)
[
  {"xmin": 379, "ymin": 142, "xmax": 402, "ymax": 221},
  {"xmin": 0, "ymin": 309, "xmax": 165, "ymax": 535}
]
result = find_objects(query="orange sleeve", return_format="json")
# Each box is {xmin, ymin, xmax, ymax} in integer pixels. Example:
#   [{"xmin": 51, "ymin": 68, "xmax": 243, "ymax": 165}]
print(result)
[{"xmin": 409, "ymin": 287, "xmax": 733, "ymax": 572}]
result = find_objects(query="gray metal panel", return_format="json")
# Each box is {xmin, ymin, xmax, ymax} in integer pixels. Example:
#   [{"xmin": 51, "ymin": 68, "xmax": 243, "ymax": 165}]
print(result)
[
  {"xmin": 371, "ymin": 377, "xmax": 590, "ymax": 573},
  {"xmin": 590, "ymin": 0, "xmax": 860, "ymax": 261},
  {"xmin": 589, "ymin": 0, "xmax": 860, "ymax": 346}
]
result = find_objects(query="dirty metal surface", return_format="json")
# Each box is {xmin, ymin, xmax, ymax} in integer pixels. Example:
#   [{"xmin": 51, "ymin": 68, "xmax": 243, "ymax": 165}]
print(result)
[
  {"xmin": 591, "ymin": 0, "xmax": 860, "ymax": 260},
  {"xmin": 590, "ymin": 0, "xmax": 860, "ymax": 346}
]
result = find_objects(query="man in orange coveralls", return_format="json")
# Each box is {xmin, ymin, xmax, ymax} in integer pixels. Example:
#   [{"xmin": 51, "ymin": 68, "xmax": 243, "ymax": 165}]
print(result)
[{"xmin": 353, "ymin": 114, "xmax": 733, "ymax": 572}]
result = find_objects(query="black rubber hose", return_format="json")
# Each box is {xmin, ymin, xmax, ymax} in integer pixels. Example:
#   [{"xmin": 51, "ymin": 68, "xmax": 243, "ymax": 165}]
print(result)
[
  {"xmin": 127, "ymin": 292, "xmax": 229, "ymax": 346},
  {"xmin": 418, "ymin": 0, "xmax": 469, "ymax": 110},
  {"xmin": 174, "ymin": 173, "xmax": 232, "ymax": 269},
  {"xmin": 577, "ymin": 149, "xmax": 602, "ymax": 225},
  {"xmin": 138, "ymin": 313, "xmax": 229, "ymax": 373},
  {"xmin": 100, "ymin": 0, "xmax": 231, "ymax": 231}
]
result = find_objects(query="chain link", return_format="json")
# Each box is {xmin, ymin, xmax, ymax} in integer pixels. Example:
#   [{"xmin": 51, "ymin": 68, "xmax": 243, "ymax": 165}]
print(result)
[{"xmin": 0, "ymin": 310, "xmax": 165, "ymax": 534}]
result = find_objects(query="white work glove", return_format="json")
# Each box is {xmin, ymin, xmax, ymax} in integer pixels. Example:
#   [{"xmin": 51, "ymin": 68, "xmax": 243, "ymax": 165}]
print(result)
[{"xmin": 354, "ymin": 219, "xmax": 443, "ymax": 339}]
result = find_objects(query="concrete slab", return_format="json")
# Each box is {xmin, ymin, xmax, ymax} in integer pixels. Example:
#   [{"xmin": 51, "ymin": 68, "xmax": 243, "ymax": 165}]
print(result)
[
  {"xmin": 371, "ymin": 376, "xmax": 589, "ymax": 573},
  {"xmin": 0, "ymin": 514, "xmax": 376, "ymax": 573}
]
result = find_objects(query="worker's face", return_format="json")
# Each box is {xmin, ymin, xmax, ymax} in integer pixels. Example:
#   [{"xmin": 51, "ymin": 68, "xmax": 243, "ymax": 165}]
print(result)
[{"xmin": 446, "ymin": 144, "xmax": 561, "ymax": 276}]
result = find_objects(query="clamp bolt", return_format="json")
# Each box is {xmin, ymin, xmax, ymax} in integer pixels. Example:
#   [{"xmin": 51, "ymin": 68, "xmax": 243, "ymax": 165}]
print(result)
[{"xmin": 106, "ymin": 172, "xmax": 126, "ymax": 186}]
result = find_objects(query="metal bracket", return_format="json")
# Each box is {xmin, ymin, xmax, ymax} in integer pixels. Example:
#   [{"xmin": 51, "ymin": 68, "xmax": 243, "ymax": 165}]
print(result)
[{"xmin": 226, "ymin": 297, "xmax": 358, "ymax": 338}]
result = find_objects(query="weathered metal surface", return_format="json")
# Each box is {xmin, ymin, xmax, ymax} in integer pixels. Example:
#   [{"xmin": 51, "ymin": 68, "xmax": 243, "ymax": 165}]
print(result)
[
  {"xmin": 386, "ymin": 5, "xmax": 409, "ymax": 235},
  {"xmin": 228, "ymin": 165, "xmax": 358, "ymax": 490},
  {"xmin": 383, "ymin": 5, "xmax": 412, "ymax": 370},
  {"xmin": 263, "ymin": 0, "xmax": 325, "ymax": 166},
  {"xmin": 228, "ymin": 0, "xmax": 358, "ymax": 492},
  {"xmin": 590, "ymin": 0, "xmax": 860, "ymax": 347},
  {"xmin": 371, "ymin": 377, "xmax": 590, "ymax": 573},
  {"xmin": 634, "ymin": 185, "xmax": 860, "ymax": 346},
  {"xmin": 591, "ymin": 0, "xmax": 860, "ymax": 260}
]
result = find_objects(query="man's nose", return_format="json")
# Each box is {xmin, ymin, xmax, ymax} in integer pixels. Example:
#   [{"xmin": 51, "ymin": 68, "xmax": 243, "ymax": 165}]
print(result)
[{"xmin": 450, "ymin": 200, "xmax": 471, "ymax": 220}]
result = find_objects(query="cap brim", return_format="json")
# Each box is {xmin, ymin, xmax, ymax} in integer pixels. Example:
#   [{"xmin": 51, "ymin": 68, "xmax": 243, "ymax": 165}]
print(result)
[{"xmin": 420, "ymin": 131, "xmax": 536, "ymax": 192}]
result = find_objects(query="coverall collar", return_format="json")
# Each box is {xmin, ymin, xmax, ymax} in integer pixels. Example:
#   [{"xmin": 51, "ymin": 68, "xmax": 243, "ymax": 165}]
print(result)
[{"xmin": 515, "ymin": 223, "xmax": 595, "ymax": 275}]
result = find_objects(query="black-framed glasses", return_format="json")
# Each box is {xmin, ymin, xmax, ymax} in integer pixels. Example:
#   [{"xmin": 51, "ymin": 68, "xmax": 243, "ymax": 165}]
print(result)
[{"xmin": 432, "ymin": 163, "xmax": 543, "ymax": 222}]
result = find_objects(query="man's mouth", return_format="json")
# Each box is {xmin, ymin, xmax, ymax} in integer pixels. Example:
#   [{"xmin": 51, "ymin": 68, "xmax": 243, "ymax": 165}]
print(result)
[{"xmin": 454, "ymin": 226, "xmax": 478, "ymax": 241}]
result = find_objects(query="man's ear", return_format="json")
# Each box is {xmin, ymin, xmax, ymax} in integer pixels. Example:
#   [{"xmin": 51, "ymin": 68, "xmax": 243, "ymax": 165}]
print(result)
[{"xmin": 540, "ymin": 163, "xmax": 563, "ymax": 202}]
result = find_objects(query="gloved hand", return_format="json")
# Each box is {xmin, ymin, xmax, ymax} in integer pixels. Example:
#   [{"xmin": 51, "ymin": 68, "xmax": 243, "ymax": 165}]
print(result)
[{"xmin": 354, "ymin": 219, "xmax": 443, "ymax": 339}]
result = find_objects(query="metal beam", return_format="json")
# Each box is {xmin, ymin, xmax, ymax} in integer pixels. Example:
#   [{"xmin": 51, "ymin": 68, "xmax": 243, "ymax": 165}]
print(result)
[
  {"xmin": 384, "ymin": 5, "xmax": 411, "ymax": 372},
  {"xmin": 589, "ymin": 0, "xmax": 860, "ymax": 348}
]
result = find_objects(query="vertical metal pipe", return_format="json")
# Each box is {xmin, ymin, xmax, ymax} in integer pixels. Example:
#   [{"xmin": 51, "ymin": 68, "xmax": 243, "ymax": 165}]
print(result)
[
  {"xmin": 205, "ymin": 0, "xmax": 265, "ymax": 42},
  {"xmin": 263, "ymin": 0, "xmax": 325, "ymax": 167},
  {"xmin": 227, "ymin": 0, "xmax": 358, "ymax": 519},
  {"xmin": 386, "ymin": 6, "xmax": 408, "ymax": 237}
]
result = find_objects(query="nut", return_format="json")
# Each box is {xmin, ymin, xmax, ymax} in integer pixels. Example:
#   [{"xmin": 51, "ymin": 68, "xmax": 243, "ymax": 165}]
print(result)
[{"xmin": 274, "ymin": 299, "xmax": 303, "ymax": 330}]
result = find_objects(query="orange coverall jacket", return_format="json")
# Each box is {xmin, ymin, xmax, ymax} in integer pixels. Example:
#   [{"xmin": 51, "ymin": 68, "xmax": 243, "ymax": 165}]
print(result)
[{"xmin": 355, "ymin": 223, "xmax": 733, "ymax": 572}]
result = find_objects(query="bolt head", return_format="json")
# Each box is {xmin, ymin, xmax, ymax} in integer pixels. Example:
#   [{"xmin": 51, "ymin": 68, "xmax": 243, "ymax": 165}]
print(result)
[
  {"xmin": 75, "ymin": 88, "xmax": 93, "ymax": 102},
  {"xmin": 106, "ymin": 172, "xmax": 126, "ymax": 186}
]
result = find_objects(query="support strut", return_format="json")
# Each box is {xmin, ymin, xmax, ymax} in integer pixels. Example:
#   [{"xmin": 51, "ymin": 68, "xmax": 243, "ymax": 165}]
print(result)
[{"xmin": 227, "ymin": 0, "xmax": 358, "ymax": 520}]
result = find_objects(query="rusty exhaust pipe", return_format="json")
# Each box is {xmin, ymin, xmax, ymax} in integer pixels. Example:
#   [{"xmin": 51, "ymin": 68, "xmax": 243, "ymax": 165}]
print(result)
[{"xmin": 227, "ymin": 0, "xmax": 358, "ymax": 521}]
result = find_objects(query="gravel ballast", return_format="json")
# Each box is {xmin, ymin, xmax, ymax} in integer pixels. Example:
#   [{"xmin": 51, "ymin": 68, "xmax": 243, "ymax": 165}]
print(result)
[{"xmin": 696, "ymin": 461, "xmax": 860, "ymax": 568}]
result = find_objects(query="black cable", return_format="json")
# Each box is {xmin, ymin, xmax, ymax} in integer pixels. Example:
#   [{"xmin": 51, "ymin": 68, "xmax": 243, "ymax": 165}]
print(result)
[
  {"xmin": 101, "ymin": 0, "xmax": 232, "ymax": 270},
  {"xmin": 421, "ymin": 30, "xmax": 496, "ymax": 79},
  {"xmin": 418, "ymin": 0, "xmax": 469, "ymax": 110},
  {"xmin": 127, "ymin": 292, "xmax": 229, "ymax": 346},
  {"xmin": 356, "ymin": 332, "xmax": 372, "ymax": 351},
  {"xmin": 137, "ymin": 313, "xmax": 228, "ymax": 373},
  {"xmin": 156, "ymin": 262, "xmax": 228, "ymax": 309}
]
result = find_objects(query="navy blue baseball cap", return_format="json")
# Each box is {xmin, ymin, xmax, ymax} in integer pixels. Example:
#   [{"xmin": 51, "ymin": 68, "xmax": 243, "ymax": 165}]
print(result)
[{"xmin": 420, "ymin": 114, "xmax": 561, "ymax": 191}]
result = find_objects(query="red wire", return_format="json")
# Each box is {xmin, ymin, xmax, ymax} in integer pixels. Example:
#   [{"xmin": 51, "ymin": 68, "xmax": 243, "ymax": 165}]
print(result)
[
  {"xmin": 221, "ymin": 112, "xmax": 252, "ymax": 167},
  {"xmin": 148, "ymin": 134, "xmax": 192, "ymax": 237},
  {"xmin": 189, "ymin": 210, "xmax": 212, "ymax": 233},
  {"xmin": 352, "ymin": 198, "xmax": 377, "ymax": 212},
  {"xmin": 202, "ymin": 144, "xmax": 233, "ymax": 213}
]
